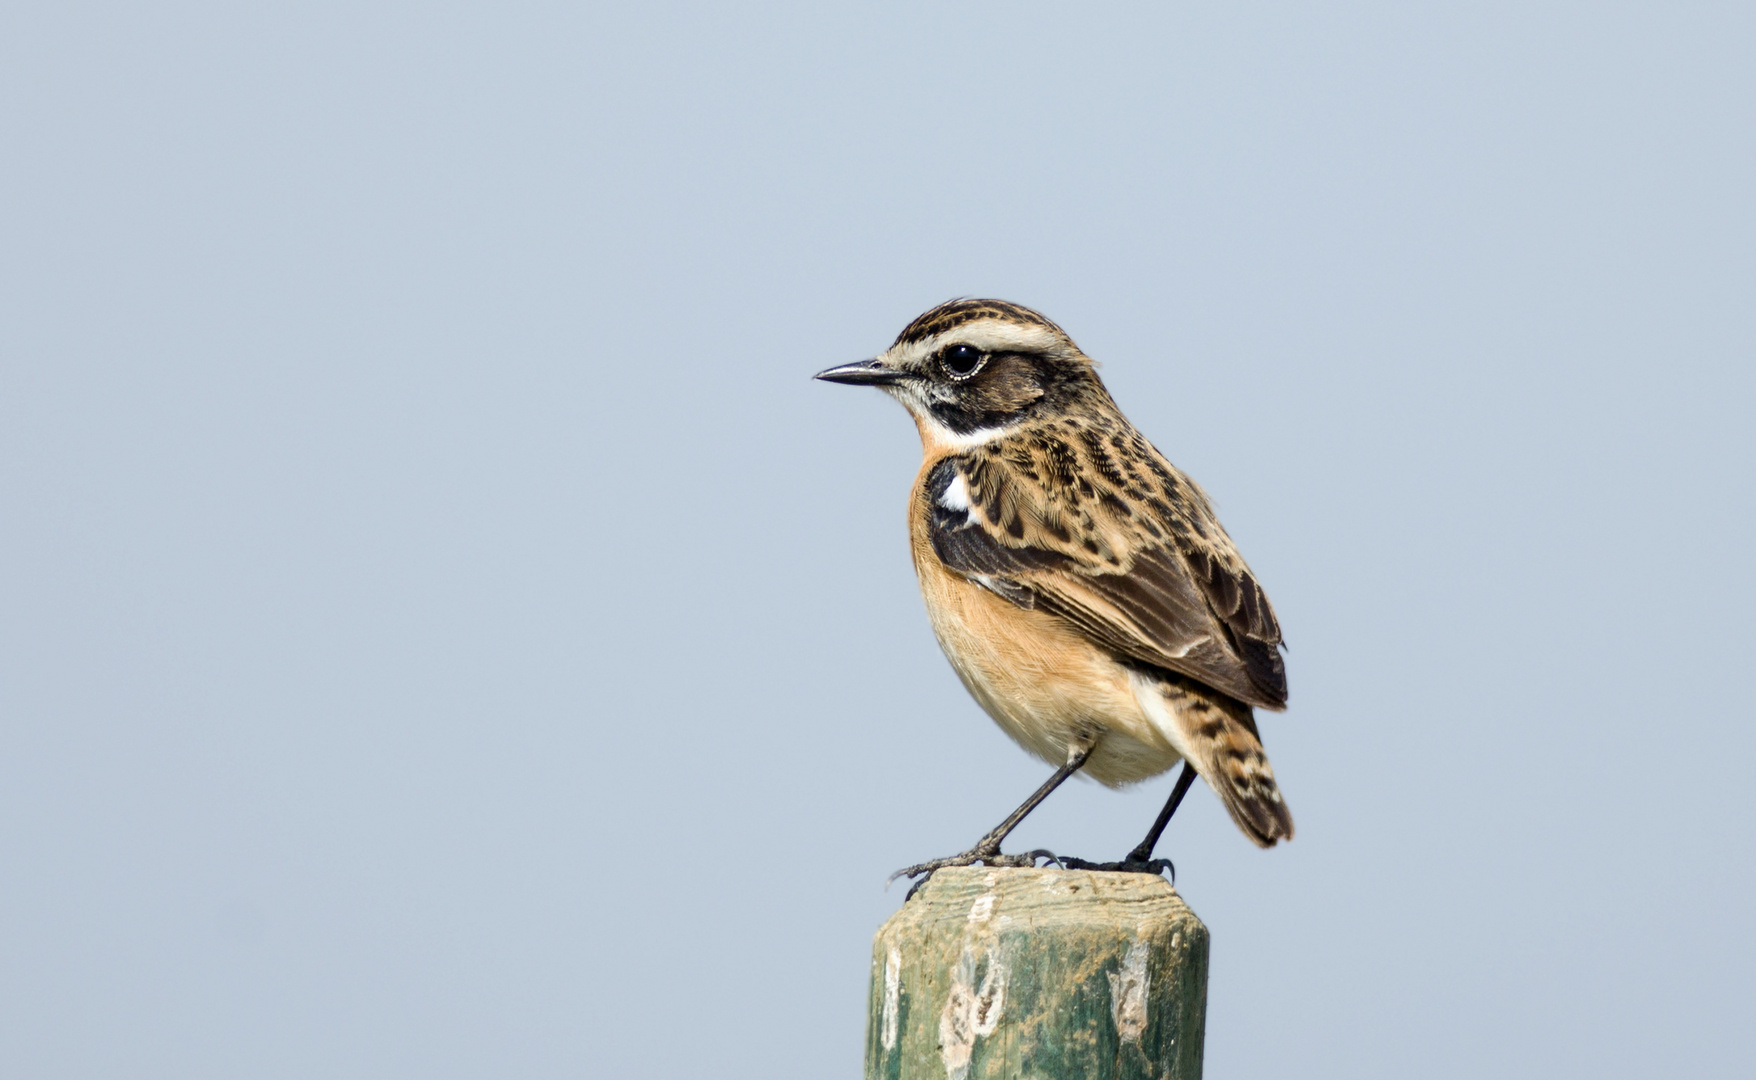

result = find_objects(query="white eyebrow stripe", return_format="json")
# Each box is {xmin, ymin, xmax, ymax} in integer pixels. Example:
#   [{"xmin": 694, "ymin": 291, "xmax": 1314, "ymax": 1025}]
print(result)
[{"xmin": 921, "ymin": 321, "xmax": 1061, "ymax": 354}]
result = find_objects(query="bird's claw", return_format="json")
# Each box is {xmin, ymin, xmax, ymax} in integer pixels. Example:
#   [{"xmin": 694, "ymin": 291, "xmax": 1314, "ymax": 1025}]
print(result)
[
  {"xmin": 1053, "ymin": 855, "xmax": 1177, "ymax": 881},
  {"xmin": 887, "ymin": 848, "xmax": 1068, "ymax": 900}
]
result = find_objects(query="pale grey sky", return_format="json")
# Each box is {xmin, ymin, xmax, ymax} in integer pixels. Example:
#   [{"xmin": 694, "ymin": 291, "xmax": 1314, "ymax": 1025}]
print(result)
[{"xmin": 2, "ymin": 3, "xmax": 1752, "ymax": 1077}]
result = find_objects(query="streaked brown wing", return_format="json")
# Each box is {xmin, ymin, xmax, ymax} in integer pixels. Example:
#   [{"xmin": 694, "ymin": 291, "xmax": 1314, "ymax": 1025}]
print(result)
[{"xmin": 925, "ymin": 448, "xmax": 1287, "ymax": 710}]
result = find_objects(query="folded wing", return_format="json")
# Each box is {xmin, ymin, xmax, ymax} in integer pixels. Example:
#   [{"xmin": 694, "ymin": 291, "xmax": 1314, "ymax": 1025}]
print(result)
[{"xmin": 924, "ymin": 438, "xmax": 1287, "ymax": 710}]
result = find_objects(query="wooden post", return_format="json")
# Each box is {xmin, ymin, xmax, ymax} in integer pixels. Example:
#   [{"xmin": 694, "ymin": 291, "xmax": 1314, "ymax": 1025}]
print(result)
[{"xmin": 865, "ymin": 866, "xmax": 1209, "ymax": 1080}]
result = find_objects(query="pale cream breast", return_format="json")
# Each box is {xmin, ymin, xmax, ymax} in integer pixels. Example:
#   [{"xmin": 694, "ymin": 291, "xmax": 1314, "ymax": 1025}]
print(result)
[{"xmin": 907, "ymin": 457, "xmax": 1183, "ymax": 787}]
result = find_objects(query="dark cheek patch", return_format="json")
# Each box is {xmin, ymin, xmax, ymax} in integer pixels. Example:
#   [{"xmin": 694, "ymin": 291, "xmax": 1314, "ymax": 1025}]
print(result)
[
  {"xmin": 973, "ymin": 358, "xmax": 1044, "ymax": 414},
  {"xmin": 929, "ymin": 354, "xmax": 1046, "ymax": 433}
]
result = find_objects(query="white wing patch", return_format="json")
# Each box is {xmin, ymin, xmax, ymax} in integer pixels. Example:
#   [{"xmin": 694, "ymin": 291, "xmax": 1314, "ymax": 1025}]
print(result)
[{"xmin": 939, "ymin": 473, "xmax": 972, "ymax": 513}]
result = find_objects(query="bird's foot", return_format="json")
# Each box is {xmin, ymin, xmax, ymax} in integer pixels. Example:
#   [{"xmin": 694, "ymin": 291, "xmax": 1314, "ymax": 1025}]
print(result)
[
  {"xmin": 1054, "ymin": 855, "xmax": 1176, "ymax": 880},
  {"xmin": 887, "ymin": 848, "xmax": 1063, "ymax": 900}
]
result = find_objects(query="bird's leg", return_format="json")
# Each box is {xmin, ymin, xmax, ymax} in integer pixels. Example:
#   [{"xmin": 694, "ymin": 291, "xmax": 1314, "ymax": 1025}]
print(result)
[
  {"xmin": 889, "ymin": 742, "xmax": 1094, "ymax": 897},
  {"xmin": 1126, "ymin": 760, "xmax": 1199, "ymax": 863},
  {"xmin": 1059, "ymin": 760, "xmax": 1199, "ymax": 878},
  {"xmin": 964, "ymin": 748, "xmax": 1089, "ymax": 858}
]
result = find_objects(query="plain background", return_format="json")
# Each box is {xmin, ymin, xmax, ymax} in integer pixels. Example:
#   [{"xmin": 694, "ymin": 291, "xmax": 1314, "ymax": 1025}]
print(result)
[{"xmin": 3, "ymin": 2, "xmax": 1752, "ymax": 1077}]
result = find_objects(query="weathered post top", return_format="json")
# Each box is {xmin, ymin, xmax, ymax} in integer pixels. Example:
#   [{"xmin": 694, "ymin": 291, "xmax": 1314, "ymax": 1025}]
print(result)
[{"xmin": 866, "ymin": 867, "xmax": 1210, "ymax": 1080}]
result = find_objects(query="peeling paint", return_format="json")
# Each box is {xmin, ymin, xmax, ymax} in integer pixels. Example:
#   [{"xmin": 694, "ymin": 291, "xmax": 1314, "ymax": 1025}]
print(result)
[
  {"xmin": 1108, "ymin": 938, "xmax": 1151, "ymax": 1044},
  {"xmin": 972, "ymin": 952, "xmax": 1005, "ymax": 1038},
  {"xmin": 968, "ymin": 893, "xmax": 996, "ymax": 924},
  {"xmin": 939, "ymin": 944, "xmax": 1007, "ymax": 1080},
  {"xmin": 869, "ymin": 868, "xmax": 1207, "ymax": 1079},
  {"xmin": 881, "ymin": 945, "xmax": 901, "ymax": 1051}
]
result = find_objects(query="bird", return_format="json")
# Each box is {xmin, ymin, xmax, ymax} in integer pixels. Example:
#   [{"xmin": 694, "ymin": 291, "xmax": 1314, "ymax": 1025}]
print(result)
[{"xmin": 816, "ymin": 299, "xmax": 1294, "ymax": 888}]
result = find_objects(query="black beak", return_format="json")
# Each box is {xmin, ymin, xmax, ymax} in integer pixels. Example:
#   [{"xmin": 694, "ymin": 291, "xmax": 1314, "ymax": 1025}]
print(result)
[{"xmin": 813, "ymin": 359, "xmax": 905, "ymax": 386}]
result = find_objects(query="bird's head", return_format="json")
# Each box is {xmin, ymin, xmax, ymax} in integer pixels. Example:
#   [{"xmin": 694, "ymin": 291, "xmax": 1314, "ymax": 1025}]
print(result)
[{"xmin": 815, "ymin": 299, "xmax": 1104, "ymax": 450}]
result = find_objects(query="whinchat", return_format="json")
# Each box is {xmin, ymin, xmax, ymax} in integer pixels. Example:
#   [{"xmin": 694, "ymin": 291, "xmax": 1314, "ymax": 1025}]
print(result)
[{"xmin": 818, "ymin": 300, "xmax": 1293, "ymax": 887}]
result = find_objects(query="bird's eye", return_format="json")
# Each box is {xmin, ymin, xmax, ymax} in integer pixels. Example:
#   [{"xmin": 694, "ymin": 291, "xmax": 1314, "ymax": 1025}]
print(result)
[{"xmin": 940, "ymin": 344, "xmax": 984, "ymax": 379}]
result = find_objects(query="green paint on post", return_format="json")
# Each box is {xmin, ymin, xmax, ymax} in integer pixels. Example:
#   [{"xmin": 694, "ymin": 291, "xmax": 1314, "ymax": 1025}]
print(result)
[{"xmin": 865, "ymin": 867, "xmax": 1209, "ymax": 1080}]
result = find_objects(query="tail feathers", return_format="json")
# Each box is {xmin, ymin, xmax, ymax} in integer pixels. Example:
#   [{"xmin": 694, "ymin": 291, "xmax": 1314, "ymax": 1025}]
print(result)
[
  {"xmin": 1198, "ymin": 719, "xmax": 1295, "ymax": 848},
  {"xmin": 1149, "ymin": 673, "xmax": 1294, "ymax": 847}
]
